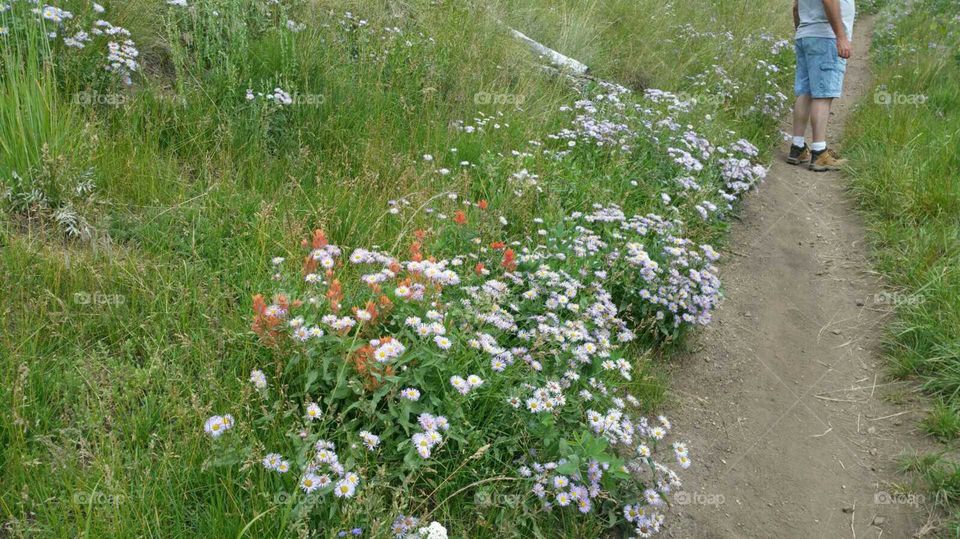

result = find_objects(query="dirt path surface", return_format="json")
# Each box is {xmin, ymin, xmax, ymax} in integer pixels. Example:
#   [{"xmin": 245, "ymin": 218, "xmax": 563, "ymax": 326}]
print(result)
[{"xmin": 666, "ymin": 16, "xmax": 934, "ymax": 539}]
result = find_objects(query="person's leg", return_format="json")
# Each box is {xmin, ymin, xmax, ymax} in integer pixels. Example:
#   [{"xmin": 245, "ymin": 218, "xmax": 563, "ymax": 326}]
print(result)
[
  {"xmin": 792, "ymin": 94, "xmax": 811, "ymax": 140},
  {"xmin": 788, "ymin": 39, "xmax": 813, "ymax": 165},
  {"xmin": 809, "ymin": 98, "xmax": 833, "ymax": 150},
  {"xmin": 807, "ymin": 38, "xmax": 848, "ymax": 171}
]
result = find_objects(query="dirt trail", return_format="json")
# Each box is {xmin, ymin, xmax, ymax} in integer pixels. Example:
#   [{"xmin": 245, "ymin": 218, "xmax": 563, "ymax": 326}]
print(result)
[{"xmin": 666, "ymin": 16, "xmax": 934, "ymax": 539}]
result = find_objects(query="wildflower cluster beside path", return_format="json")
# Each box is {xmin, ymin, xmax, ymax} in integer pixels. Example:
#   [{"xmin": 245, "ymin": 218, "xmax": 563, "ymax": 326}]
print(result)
[{"xmin": 204, "ymin": 80, "xmax": 778, "ymax": 537}]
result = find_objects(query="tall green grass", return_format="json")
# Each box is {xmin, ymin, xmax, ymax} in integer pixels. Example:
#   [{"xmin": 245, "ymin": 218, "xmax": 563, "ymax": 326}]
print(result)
[
  {"xmin": 845, "ymin": 0, "xmax": 960, "ymax": 530},
  {"xmin": 0, "ymin": 16, "xmax": 91, "ymax": 213},
  {"xmin": 846, "ymin": 0, "xmax": 960, "ymax": 410}
]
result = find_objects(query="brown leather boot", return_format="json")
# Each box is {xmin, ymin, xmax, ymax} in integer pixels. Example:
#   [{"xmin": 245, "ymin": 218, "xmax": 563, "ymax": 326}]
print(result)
[{"xmin": 809, "ymin": 148, "xmax": 848, "ymax": 171}]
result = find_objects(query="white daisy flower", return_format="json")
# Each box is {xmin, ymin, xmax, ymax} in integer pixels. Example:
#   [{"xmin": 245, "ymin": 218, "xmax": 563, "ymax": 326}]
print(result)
[{"xmin": 300, "ymin": 473, "xmax": 321, "ymax": 493}]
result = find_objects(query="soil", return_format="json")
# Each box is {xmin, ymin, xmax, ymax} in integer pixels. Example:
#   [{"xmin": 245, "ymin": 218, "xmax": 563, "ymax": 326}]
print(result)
[{"xmin": 665, "ymin": 16, "xmax": 936, "ymax": 539}]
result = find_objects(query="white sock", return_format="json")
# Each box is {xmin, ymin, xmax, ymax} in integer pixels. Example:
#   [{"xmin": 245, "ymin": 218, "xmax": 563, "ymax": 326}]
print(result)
[
  {"xmin": 811, "ymin": 141, "xmax": 827, "ymax": 152},
  {"xmin": 792, "ymin": 136, "xmax": 806, "ymax": 148}
]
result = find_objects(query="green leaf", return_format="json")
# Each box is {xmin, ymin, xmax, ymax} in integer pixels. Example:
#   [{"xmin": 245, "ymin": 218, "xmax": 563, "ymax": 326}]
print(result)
[
  {"xmin": 331, "ymin": 385, "xmax": 351, "ymax": 401},
  {"xmin": 304, "ymin": 369, "xmax": 319, "ymax": 394},
  {"xmin": 402, "ymin": 448, "xmax": 420, "ymax": 470},
  {"xmin": 555, "ymin": 454, "xmax": 580, "ymax": 475}
]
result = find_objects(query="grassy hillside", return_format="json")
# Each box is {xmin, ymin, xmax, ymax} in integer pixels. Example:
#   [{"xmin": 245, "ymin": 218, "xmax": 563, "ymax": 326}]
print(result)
[
  {"xmin": 844, "ymin": 0, "xmax": 960, "ymax": 529},
  {"xmin": 1, "ymin": 0, "xmax": 793, "ymax": 536}
]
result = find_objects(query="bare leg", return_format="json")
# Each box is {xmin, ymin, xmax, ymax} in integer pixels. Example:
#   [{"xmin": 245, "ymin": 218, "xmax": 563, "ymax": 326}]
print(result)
[
  {"xmin": 810, "ymin": 97, "xmax": 834, "ymax": 144},
  {"xmin": 792, "ymin": 94, "xmax": 812, "ymax": 139}
]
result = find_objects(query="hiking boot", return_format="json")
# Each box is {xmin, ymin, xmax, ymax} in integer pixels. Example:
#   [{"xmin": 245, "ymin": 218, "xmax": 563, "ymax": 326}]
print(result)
[
  {"xmin": 809, "ymin": 148, "xmax": 847, "ymax": 171},
  {"xmin": 786, "ymin": 143, "xmax": 810, "ymax": 165}
]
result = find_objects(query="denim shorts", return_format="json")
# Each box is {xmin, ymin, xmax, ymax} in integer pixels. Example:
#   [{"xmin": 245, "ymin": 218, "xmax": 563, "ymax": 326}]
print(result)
[{"xmin": 794, "ymin": 37, "xmax": 847, "ymax": 98}]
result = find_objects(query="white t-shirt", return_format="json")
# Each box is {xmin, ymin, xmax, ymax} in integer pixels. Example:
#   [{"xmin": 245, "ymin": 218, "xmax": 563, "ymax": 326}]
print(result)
[{"xmin": 796, "ymin": 0, "xmax": 855, "ymax": 40}]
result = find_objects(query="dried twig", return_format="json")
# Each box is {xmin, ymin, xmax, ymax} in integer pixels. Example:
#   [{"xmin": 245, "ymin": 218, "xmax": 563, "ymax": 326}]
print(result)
[
  {"xmin": 811, "ymin": 427, "xmax": 833, "ymax": 438},
  {"xmin": 850, "ymin": 501, "xmax": 857, "ymax": 539},
  {"xmin": 815, "ymin": 395, "xmax": 863, "ymax": 403},
  {"xmin": 867, "ymin": 410, "xmax": 917, "ymax": 422}
]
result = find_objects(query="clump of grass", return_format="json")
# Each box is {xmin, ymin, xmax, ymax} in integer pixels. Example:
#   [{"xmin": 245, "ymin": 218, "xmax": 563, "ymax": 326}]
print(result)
[
  {"xmin": 923, "ymin": 400, "xmax": 960, "ymax": 442},
  {"xmin": 900, "ymin": 453, "xmax": 960, "ymax": 519}
]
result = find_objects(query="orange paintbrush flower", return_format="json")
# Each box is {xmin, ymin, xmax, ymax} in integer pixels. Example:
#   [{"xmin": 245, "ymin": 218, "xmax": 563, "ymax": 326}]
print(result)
[
  {"xmin": 303, "ymin": 254, "xmax": 318, "ymax": 276},
  {"xmin": 326, "ymin": 279, "xmax": 343, "ymax": 313},
  {"xmin": 251, "ymin": 294, "xmax": 286, "ymax": 344},
  {"xmin": 311, "ymin": 229, "xmax": 328, "ymax": 249},
  {"xmin": 502, "ymin": 248, "xmax": 517, "ymax": 271},
  {"xmin": 410, "ymin": 231, "xmax": 425, "ymax": 262}
]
